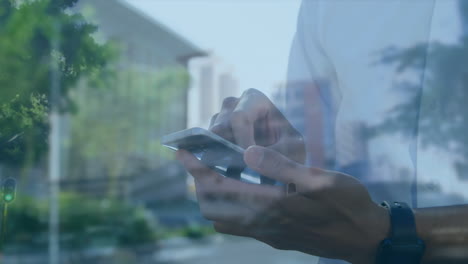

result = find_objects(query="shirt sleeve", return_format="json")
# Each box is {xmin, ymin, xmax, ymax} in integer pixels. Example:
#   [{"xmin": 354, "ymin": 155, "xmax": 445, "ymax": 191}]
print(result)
[{"xmin": 282, "ymin": 0, "xmax": 339, "ymax": 169}]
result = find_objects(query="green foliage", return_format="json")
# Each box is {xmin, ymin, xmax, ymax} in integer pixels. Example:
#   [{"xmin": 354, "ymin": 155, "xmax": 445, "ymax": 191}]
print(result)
[
  {"xmin": 70, "ymin": 67, "xmax": 188, "ymax": 159},
  {"xmin": 375, "ymin": 3, "xmax": 468, "ymax": 176},
  {"xmin": 67, "ymin": 67, "xmax": 189, "ymax": 195},
  {"xmin": 4, "ymin": 192, "xmax": 159, "ymax": 251},
  {"xmin": 59, "ymin": 193, "xmax": 158, "ymax": 250},
  {"xmin": 181, "ymin": 224, "xmax": 216, "ymax": 240},
  {"xmin": 4, "ymin": 195, "xmax": 48, "ymax": 250},
  {"xmin": 0, "ymin": 0, "xmax": 115, "ymax": 166},
  {"xmin": 0, "ymin": 94, "xmax": 48, "ymax": 165}
]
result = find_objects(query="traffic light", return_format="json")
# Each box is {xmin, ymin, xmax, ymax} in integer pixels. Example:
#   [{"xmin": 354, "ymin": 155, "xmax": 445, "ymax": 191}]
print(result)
[{"xmin": 2, "ymin": 178, "xmax": 16, "ymax": 204}]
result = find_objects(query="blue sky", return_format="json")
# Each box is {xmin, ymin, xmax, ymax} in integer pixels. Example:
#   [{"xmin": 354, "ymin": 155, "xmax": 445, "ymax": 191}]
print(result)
[
  {"xmin": 123, "ymin": 0, "xmax": 468, "ymax": 198},
  {"xmin": 124, "ymin": 0, "xmax": 302, "ymax": 96},
  {"xmin": 122, "ymin": 0, "xmax": 460, "ymax": 96}
]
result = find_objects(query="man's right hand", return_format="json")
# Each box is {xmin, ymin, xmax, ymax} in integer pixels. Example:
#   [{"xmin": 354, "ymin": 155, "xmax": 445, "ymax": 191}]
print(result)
[{"xmin": 209, "ymin": 88, "xmax": 305, "ymax": 164}]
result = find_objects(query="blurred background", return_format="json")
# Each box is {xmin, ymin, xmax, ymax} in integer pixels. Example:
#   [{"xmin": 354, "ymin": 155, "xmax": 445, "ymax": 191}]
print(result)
[
  {"xmin": 2, "ymin": 0, "xmax": 468, "ymax": 263},
  {"xmin": 0, "ymin": 0, "xmax": 316, "ymax": 263}
]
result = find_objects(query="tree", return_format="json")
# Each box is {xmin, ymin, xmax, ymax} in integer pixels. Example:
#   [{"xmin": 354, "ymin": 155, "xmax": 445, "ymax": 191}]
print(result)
[
  {"xmin": 67, "ymin": 66, "xmax": 189, "ymax": 197},
  {"xmin": 374, "ymin": 0, "xmax": 468, "ymax": 178},
  {"xmin": 0, "ymin": 0, "xmax": 114, "ymax": 168}
]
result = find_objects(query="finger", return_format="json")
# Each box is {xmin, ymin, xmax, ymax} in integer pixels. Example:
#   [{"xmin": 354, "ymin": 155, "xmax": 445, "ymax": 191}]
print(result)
[
  {"xmin": 177, "ymin": 149, "xmax": 284, "ymax": 198},
  {"xmin": 194, "ymin": 176, "xmax": 283, "ymax": 223},
  {"xmin": 229, "ymin": 110, "xmax": 255, "ymax": 149},
  {"xmin": 229, "ymin": 89, "xmax": 270, "ymax": 148},
  {"xmin": 209, "ymin": 113, "xmax": 219, "ymax": 128},
  {"xmin": 221, "ymin": 96, "xmax": 239, "ymax": 110},
  {"xmin": 196, "ymin": 183, "xmax": 284, "ymax": 223},
  {"xmin": 270, "ymin": 134, "xmax": 306, "ymax": 164},
  {"xmin": 244, "ymin": 145, "xmax": 311, "ymax": 184},
  {"xmin": 176, "ymin": 150, "xmax": 219, "ymax": 181},
  {"xmin": 176, "ymin": 144, "xmax": 292, "ymax": 202},
  {"xmin": 244, "ymin": 146, "xmax": 335, "ymax": 194},
  {"xmin": 176, "ymin": 152, "xmax": 256, "ymax": 222},
  {"xmin": 212, "ymin": 97, "xmax": 239, "ymax": 128},
  {"xmin": 177, "ymin": 149, "xmax": 285, "ymax": 222},
  {"xmin": 209, "ymin": 97, "xmax": 239, "ymax": 140}
]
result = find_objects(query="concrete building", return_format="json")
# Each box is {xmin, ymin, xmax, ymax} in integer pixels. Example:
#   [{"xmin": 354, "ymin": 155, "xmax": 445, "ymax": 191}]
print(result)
[
  {"xmin": 188, "ymin": 56, "xmax": 239, "ymax": 128},
  {"xmin": 59, "ymin": 0, "xmax": 206, "ymax": 209},
  {"xmin": 78, "ymin": 0, "xmax": 205, "ymax": 68}
]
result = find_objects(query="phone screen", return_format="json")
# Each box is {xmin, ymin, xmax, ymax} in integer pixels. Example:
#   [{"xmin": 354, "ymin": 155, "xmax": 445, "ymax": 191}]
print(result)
[
  {"xmin": 182, "ymin": 134, "xmax": 244, "ymax": 167},
  {"xmin": 162, "ymin": 129, "xmax": 276, "ymax": 185}
]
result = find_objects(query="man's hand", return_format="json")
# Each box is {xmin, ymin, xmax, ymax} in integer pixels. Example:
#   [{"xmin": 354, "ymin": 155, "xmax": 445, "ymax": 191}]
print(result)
[
  {"xmin": 209, "ymin": 88, "xmax": 305, "ymax": 164},
  {"xmin": 176, "ymin": 146, "xmax": 390, "ymax": 264}
]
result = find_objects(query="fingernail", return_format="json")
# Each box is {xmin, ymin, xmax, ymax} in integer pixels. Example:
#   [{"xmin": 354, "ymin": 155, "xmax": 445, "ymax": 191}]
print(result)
[{"xmin": 245, "ymin": 146, "xmax": 264, "ymax": 168}]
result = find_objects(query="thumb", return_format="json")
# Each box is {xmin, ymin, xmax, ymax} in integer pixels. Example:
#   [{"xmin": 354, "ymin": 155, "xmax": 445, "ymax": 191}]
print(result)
[{"xmin": 244, "ymin": 146, "xmax": 305, "ymax": 184}]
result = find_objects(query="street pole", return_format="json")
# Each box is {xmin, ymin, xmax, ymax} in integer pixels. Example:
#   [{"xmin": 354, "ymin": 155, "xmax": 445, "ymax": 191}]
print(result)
[
  {"xmin": 0, "ymin": 203, "xmax": 7, "ymax": 250},
  {"xmin": 48, "ymin": 21, "xmax": 61, "ymax": 264}
]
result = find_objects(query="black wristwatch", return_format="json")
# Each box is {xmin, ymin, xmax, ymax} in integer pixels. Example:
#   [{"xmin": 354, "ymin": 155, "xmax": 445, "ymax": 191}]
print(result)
[{"xmin": 375, "ymin": 201, "xmax": 425, "ymax": 264}]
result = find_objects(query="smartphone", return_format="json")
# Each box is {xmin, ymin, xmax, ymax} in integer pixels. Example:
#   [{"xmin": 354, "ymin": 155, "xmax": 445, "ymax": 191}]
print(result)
[{"xmin": 161, "ymin": 127, "xmax": 277, "ymax": 185}]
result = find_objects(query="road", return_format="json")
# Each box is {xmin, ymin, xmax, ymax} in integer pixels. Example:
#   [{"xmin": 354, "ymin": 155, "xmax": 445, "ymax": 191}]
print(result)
[
  {"xmin": 2, "ymin": 235, "xmax": 319, "ymax": 264},
  {"xmin": 155, "ymin": 235, "xmax": 319, "ymax": 264}
]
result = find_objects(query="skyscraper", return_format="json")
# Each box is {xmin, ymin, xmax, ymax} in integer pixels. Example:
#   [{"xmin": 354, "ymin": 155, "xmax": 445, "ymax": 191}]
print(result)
[
  {"xmin": 188, "ymin": 55, "xmax": 239, "ymax": 128},
  {"xmin": 274, "ymin": 79, "xmax": 337, "ymax": 169}
]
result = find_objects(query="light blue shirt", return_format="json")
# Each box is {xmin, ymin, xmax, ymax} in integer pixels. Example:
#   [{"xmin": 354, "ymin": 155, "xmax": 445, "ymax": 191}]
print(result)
[{"xmin": 283, "ymin": 1, "xmax": 468, "ymax": 262}]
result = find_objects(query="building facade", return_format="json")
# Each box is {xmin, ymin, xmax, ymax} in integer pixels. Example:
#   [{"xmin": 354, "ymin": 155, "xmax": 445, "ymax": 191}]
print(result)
[
  {"xmin": 59, "ymin": 0, "xmax": 206, "ymax": 208},
  {"xmin": 188, "ymin": 56, "xmax": 239, "ymax": 128}
]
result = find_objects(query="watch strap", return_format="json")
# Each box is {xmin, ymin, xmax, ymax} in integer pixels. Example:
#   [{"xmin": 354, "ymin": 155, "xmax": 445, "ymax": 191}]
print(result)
[
  {"xmin": 382, "ymin": 201, "xmax": 420, "ymax": 243},
  {"xmin": 376, "ymin": 201, "xmax": 425, "ymax": 264}
]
